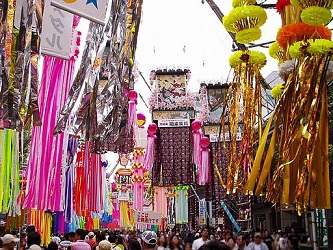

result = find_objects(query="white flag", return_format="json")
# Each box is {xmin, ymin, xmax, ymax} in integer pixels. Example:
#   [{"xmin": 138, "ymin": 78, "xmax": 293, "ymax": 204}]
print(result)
[
  {"xmin": 51, "ymin": 0, "xmax": 107, "ymax": 25},
  {"xmin": 40, "ymin": 1, "xmax": 74, "ymax": 59}
]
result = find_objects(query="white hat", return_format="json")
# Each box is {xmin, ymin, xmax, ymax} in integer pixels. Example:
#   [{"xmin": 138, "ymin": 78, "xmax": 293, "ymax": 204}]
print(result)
[
  {"xmin": 141, "ymin": 231, "xmax": 157, "ymax": 245},
  {"xmin": 88, "ymin": 232, "xmax": 95, "ymax": 238},
  {"xmin": 0, "ymin": 234, "xmax": 20, "ymax": 244}
]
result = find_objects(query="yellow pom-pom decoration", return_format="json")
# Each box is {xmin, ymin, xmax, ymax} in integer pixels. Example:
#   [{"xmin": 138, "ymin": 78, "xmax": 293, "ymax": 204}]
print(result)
[
  {"xmin": 289, "ymin": 41, "xmax": 303, "ymax": 59},
  {"xmin": 236, "ymin": 27, "xmax": 262, "ymax": 44},
  {"xmin": 271, "ymin": 84, "xmax": 285, "ymax": 100},
  {"xmin": 229, "ymin": 51, "xmax": 244, "ymax": 69},
  {"xmin": 301, "ymin": 6, "xmax": 332, "ymax": 26},
  {"xmin": 223, "ymin": 5, "xmax": 267, "ymax": 33},
  {"xmin": 229, "ymin": 50, "xmax": 266, "ymax": 69},
  {"xmin": 232, "ymin": 0, "xmax": 256, "ymax": 8},
  {"xmin": 269, "ymin": 42, "xmax": 284, "ymax": 61},
  {"xmin": 248, "ymin": 51, "xmax": 267, "ymax": 67},
  {"xmin": 306, "ymin": 39, "xmax": 333, "ymax": 55},
  {"xmin": 291, "ymin": 0, "xmax": 333, "ymax": 9}
]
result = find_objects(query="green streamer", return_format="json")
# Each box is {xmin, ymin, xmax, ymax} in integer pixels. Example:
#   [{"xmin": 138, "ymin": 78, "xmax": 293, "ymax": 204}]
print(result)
[{"xmin": 3, "ymin": 129, "xmax": 13, "ymax": 211}]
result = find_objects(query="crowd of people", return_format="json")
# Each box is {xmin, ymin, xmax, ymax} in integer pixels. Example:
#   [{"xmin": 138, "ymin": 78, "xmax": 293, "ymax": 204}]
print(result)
[{"xmin": 0, "ymin": 226, "xmax": 309, "ymax": 250}]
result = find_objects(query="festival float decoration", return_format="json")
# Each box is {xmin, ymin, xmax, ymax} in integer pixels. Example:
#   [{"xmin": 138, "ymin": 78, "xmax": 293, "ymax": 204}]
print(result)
[
  {"xmin": 148, "ymin": 68, "xmax": 196, "ymax": 229},
  {"xmin": 244, "ymin": 0, "xmax": 333, "ymax": 213}
]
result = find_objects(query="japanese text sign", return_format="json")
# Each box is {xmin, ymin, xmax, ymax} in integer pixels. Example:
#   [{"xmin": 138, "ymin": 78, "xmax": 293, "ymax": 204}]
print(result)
[{"xmin": 134, "ymin": 211, "xmax": 162, "ymax": 225}]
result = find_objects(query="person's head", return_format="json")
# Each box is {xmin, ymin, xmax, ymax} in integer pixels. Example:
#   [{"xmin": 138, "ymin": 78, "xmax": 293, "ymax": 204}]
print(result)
[
  {"xmin": 236, "ymin": 234, "xmax": 246, "ymax": 248},
  {"xmin": 141, "ymin": 231, "xmax": 157, "ymax": 250},
  {"xmin": 169, "ymin": 234, "xmax": 180, "ymax": 247},
  {"xmin": 0, "ymin": 234, "xmax": 19, "ymax": 250},
  {"xmin": 99, "ymin": 240, "xmax": 112, "ymax": 250},
  {"xmin": 225, "ymin": 231, "xmax": 231, "ymax": 241},
  {"xmin": 227, "ymin": 237, "xmax": 236, "ymax": 249},
  {"xmin": 96, "ymin": 232, "xmax": 106, "ymax": 243},
  {"xmin": 198, "ymin": 240, "xmax": 231, "ymax": 250},
  {"xmin": 201, "ymin": 228, "xmax": 209, "ymax": 239},
  {"xmin": 254, "ymin": 233, "xmax": 262, "ymax": 244},
  {"xmin": 129, "ymin": 231, "xmax": 137, "ymax": 240},
  {"xmin": 157, "ymin": 234, "xmax": 167, "ymax": 248},
  {"xmin": 117, "ymin": 235, "xmax": 124, "ymax": 245},
  {"xmin": 26, "ymin": 225, "xmax": 36, "ymax": 234},
  {"xmin": 48, "ymin": 242, "xmax": 58, "ymax": 250},
  {"xmin": 64, "ymin": 233, "xmax": 70, "ymax": 241},
  {"xmin": 184, "ymin": 242, "xmax": 192, "ymax": 250},
  {"xmin": 291, "ymin": 228, "xmax": 296, "ymax": 234},
  {"xmin": 75, "ymin": 229, "xmax": 86, "ymax": 241},
  {"xmin": 108, "ymin": 232, "xmax": 118, "ymax": 244},
  {"xmin": 27, "ymin": 232, "xmax": 41, "ymax": 247},
  {"xmin": 128, "ymin": 239, "xmax": 142, "ymax": 250},
  {"xmin": 88, "ymin": 232, "xmax": 95, "ymax": 239},
  {"xmin": 69, "ymin": 232, "xmax": 76, "ymax": 242}
]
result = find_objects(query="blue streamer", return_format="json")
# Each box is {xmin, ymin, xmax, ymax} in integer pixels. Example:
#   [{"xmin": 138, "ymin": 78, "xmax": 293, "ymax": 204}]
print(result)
[{"xmin": 220, "ymin": 201, "xmax": 241, "ymax": 233}]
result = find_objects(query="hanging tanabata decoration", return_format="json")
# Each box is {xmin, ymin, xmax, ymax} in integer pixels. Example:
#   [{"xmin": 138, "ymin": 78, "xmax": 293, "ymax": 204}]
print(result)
[
  {"xmin": 221, "ymin": 0, "xmax": 267, "ymax": 194},
  {"xmin": 175, "ymin": 186, "xmax": 189, "ymax": 224},
  {"xmin": 244, "ymin": 0, "xmax": 332, "ymax": 213}
]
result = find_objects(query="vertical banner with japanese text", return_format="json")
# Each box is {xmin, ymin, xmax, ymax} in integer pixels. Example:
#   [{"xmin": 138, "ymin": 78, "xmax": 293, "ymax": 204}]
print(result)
[
  {"xmin": 198, "ymin": 198, "xmax": 206, "ymax": 225},
  {"xmin": 51, "ymin": 0, "xmax": 107, "ymax": 25},
  {"xmin": 40, "ymin": 1, "xmax": 74, "ymax": 59}
]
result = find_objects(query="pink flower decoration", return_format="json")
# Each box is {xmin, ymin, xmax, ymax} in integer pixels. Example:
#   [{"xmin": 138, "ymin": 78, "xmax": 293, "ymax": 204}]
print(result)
[
  {"xmin": 128, "ymin": 90, "xmax": 138, "ymax": 101},
  {"xmin": 147, "ymin": 123, "xmax": 158, "ymax": 136},
  {"xmin": 200, "ymin": 137, "xmax": 210, "ymax": 148},
  {"xmin": 191, "ymin": 120, "xmax": 202, "ymax": 132}
]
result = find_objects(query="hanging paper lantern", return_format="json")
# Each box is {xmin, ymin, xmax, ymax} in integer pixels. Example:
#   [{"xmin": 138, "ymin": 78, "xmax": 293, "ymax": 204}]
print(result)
[{"xmin": 137, "ymin": 113, "xmax": 146, "ymax": 127}]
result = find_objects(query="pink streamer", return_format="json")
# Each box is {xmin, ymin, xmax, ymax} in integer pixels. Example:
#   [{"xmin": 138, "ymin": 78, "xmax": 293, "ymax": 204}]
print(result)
[
  {"xmin": 198, "ymin": 137, "xmax": 210, "ymax": 185},
  {"xmin": 127, "ymin": 90, "xmax": 138, "ymax": 131},
  {"xmin": 24, "ymin": 53, "xmax": 77, "ymax": 211},
  {"xmin": 144, "ymin": 123, "xmax": 158, "ymax": 171},
  {"xmin": 133, "ymin": 152, "xmax": 145, "ymax": 210},
  {"xmin": 191, "ymin": 120, "xmax": 202, "ymax": 166}
]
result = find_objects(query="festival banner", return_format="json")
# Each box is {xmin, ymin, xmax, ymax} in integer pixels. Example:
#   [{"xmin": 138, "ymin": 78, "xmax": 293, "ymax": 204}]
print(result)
[
  {"xmin": 40, "ymin": 1, "xmax": 74, "ymax": 59},
  {"xmin": 198, "ymin": 198, "xmax": 206, "ymax": 225},
  {"xmin": 51, "ymin": 0, "xmax": 107, "ymax": 25},
  {"xmin": 158, "ymin": 119, "xmax": 190, "ymax": 128},
  {"xmin": 134, "ymin": 211, "xmax": 162, "ymax": 225}
]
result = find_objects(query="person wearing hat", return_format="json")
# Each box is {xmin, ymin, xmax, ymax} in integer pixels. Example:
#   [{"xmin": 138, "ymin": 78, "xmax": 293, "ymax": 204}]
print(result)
[
  {"xmin": 247, "ymin": 233, "xmax": 269, "ymax": 250},
  {"xmin": 141, "ymin": 231, "xmax": 158, "ymax": 250},
  {"xmin": 87, "ymin": 232, "xmax": 97, "ymax": 249},
  {"xmin": 0, "ymin": 234, "xmax": 19, "ymax": 250}
]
